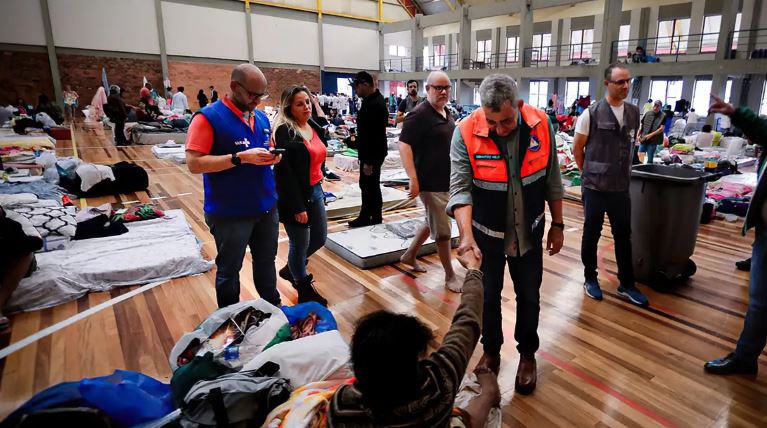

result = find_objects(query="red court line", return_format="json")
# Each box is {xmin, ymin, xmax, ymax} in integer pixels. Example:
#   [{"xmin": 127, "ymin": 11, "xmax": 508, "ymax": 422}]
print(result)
[{"xmin": 539, "ymin": 350, "xmax": 678, "ymax": 428}]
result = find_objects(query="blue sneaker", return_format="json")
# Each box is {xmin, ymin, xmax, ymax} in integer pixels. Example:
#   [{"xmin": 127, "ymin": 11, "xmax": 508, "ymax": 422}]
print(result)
[
  {"xmin": 618, "ymin": 284, "xmax": 649, "ymax": 307},
  {"xmin": 583, "ymin": 279, "xmax": 603, "ymax": 300}
]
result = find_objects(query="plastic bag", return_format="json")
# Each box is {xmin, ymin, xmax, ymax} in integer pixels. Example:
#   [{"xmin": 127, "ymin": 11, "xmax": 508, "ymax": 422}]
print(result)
[
  {"xmin": 281, "ymin": 301, "xmax": 337, "ymax": 334},
  {"xmin": 78, "ymin": 370, "xmax": 174, "ymax": 427}
]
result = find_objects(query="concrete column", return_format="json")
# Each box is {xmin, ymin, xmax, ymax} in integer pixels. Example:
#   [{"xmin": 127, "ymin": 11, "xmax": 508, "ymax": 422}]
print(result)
[
  {"xmin": 519, "ymin": 0, "xmax": 533, "ymax": 66},
  {"xmin": 460, "ymin": 79, "xmax": 474, "ymax": 104},
  {"xmin": 629, "ymin": 8, "xmax": 641, "ymax": 40},
  {"xmin": 760, "ymin": 0, "xmax": 767, "ymax": 28},
  {"xmin": 716, "ymin": 0, "xmax": 740, "ymax": 60},
  {"xmin": 378, "ymin": 23, "xmax": 384, "ymax": 73},
  {"xmin": 689, "ymin": 0, "xmax": 705, "ymax": 54},
  {"xmin": 681, "ymin": 75, "xmax": 695, "ymax": 102},
  {"xmin": 244, "ymin": 0, "xmax": 254, "ymax": 63},
  {"xmin": 491, "ymin": 27, "xmax": 499, "ymax": 65},
  {"xmin": 647, "ymin": 5, "xmax": 659, "ymax": 39},
  {"xmin": 639, "ymin": 76, "xmax": 651, "ymax": 106},
  {"xmin": 154, "ymin": 0, "xmax": 170, "ymax": 83},
  {"xmin": 708, "ymin": 73, "xmax": 730, "ymax": 125},
  {"xmin": 594, "ymin": 13, "xmax": 604, "ymax": 52},
  {"xmin": 459, "ymin": 6, "xmax": 471, "ymax": 68},
  {"xmin": 412, "ymin": 15, "xmax": 423, "ymax": 71},
  {"xmin": 40, "ymin": 0, "xmax": 62, "ymax": 106},
  {"xmin": 741, "ymin": 0, "xmax": 761, "ymax": 55},
  {"xmin": 551, "ymin": 19, "xmax": 559, "ymax": 56},
  {"xmin": 499, "ymin": 26, "xmax": 507, "ymax": 63},
  {"xmin": 746, "ymin": 75, "xmax": 764, "ymax": 112},
  {"xmin": 447, "ymin": 33, "xmax": 454, "ymax": 69},
  {"xmin": 519, "ymin": 78, "xmax": 530, "ymax": 102},
  {"xmin": 730, "ymin": 76, "xmax": 746, "ymax": 106},
  {"xmin": 596, "ymin": 0, "xmax": 623, "ymax": 98},
  {"xmin": 318, "ymin": 5, "xmax": 325, "ymax": 82}
]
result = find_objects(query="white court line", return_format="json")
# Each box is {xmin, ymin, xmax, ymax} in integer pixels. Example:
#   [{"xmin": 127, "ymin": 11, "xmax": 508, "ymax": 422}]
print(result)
[
  {"xmin": 176, "ymin": 192, "xmax": 193, "ymax": 197},
  {"xmin": 0, "ymin": 280, "xmax": 167, "ymax": 360},
  {"xmin": 150, "ymin": 196, "xmax": 168, "ymax": 200}
]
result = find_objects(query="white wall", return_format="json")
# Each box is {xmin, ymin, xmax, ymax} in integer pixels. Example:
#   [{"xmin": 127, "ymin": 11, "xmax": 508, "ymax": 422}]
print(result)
[
  {"xmin": 0, "ymin": 0, "xmax": 45, "ymax": 46},
  {"xmin": 163, "ymin": 2, "xmax": 248, "ymax": 60},
  {"xmin": 251, "ymin": 14, "xmax": 319, "ymax": 65},
  {"xmin": 49, "ymin": 0, "xmax": 159, "ymax": 54},
  {"xmin": 323, "ymin": 24, "xmax": 379, "ymax": 69}
]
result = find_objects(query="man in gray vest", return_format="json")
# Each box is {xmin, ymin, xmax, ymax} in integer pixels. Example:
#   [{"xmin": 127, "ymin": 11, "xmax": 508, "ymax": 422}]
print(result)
[{"xmin": 572, "ymin": 63, "xmax": 649, "ymax": 307}]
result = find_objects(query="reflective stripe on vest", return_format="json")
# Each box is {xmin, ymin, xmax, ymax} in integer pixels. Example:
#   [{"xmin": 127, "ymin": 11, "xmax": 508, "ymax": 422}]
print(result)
[{"xmin": 459, "ymin": 104, "xmax": 551, "ymax": 187}]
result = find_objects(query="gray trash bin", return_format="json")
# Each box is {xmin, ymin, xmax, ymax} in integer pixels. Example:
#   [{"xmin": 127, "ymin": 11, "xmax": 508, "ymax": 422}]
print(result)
[{"xmin": 630, "ymin": 164, "xmax": 719, "ymax": 287}]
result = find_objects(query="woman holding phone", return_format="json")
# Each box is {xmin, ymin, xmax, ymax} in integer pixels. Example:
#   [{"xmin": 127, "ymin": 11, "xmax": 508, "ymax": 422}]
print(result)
[{"xmin": 273, "ymin": 86, "xmax": 329, "ymax": 306}]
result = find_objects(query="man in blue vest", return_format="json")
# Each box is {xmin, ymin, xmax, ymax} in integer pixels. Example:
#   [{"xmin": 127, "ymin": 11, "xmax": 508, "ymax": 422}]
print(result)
[{"xmin": 186, "ymin": 64, "xmax": 282, "ymax": 308}]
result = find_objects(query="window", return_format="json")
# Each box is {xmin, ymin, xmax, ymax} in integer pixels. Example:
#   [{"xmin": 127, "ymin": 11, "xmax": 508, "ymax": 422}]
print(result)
[
  {"xmin": 337, "ymin": 79, "xmax": 353, "ymax": 97},
  {"xmin": 650, "ymin": 79, "xmax": 683, "ymax": 108},
  {"xmin": 432, "ymin": 44, "xmax": 446, "ymax": 68},
  {"xmin": 617, "ymin": 25, "xmax": 631, "ymax": 58},
  {"xmin": 565, "ymin": 80, "xmax": 589, "ymax": 108},
  {"xmin": 760, "ymin": 81, "xmax": 767, "ymax": 115},
  {"xmin": 423, "ymin": 46, "xmax": 429, "ymax": 61},
  {"xmin": 388, "ymin": 45, "xmax": 397, "ymax": 56},
  {"xmin": 398, "ymin": 45, "xmax": 408, "ymax": 57},
  {"xmin": 507, "ymin": 36, "xmax": 519, "ymax": 62},
  {"xmin": 732, "ymin": 13, "xmax": 743, "ymax": 50},
  {"xmin": 725, "ymin": 79, "xmax": 733, "ymax": 103},
  {"xmin": 657, "ymin": 18, "xmax": 690, "ymax": 55},
  {"xmin": 570, "ymin": 29, "xmax": 594, "ymax": 60},
  {"xmin": 477, "ymin": 39, "xmax": 491, "ymax": 63},
  {"xmin": 532, "ymin": 33, "xmax": 552, "ymax": 61},
  {"xmin": 529, "ymin": 81, "xmax": 549, "ymax": 109},
  {"xmin": 702, "ymin": 15, "xmax": 721, "ymax": 53},
  {"xmin": 473, "ymin": 87, "xmax": 481, "ymax": 105},
  {"xmin": 692, "ymin": 79, "xmax": 713, "ymax": 113}
]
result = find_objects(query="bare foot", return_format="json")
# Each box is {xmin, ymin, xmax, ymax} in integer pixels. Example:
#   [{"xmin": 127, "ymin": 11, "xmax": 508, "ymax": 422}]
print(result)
[
  {"xmin": 445, "ymin": 276, "xmax": 463, "ymax": 293},
  {"xmin": 474, "ymin": 366, "xmax": 501, "ymax": 406},
  {"xmin": 400, "ymin": 253, "xmax": 426, "ymax": 272}
]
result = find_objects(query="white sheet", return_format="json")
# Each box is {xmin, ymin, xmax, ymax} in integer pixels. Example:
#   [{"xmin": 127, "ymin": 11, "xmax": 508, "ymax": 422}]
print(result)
[{"xmin": 8, "ymin": 210, "xmax": 213, "ymax": 313}]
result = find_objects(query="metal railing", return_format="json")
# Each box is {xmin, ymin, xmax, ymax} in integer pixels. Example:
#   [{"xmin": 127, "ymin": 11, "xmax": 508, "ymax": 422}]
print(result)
[
  {"xmin": 524, "ymin": 42, "xmax": 602, "ymax": 67},
  {"xmin": 464, "ymin": 51, "xmax": 522, "ymax": 70},
  {"xmin": 416, "ymin": 54, "xmax": 460, "ymax": 71},
  {"xmin": 610, "ymin": 33, "xmax": 721, "ymax": 63},
  {"xmin": 380, "ymin": 58, "xmax": 413, "ymax": 73},
  {"xmin": 728, "ymin": 28, "xmax": 767, "ymax": 59}
]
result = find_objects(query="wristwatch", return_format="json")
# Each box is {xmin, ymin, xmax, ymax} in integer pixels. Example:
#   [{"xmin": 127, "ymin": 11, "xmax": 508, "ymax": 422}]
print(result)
[
  {"xmin": 231, "ymin": 152, "xmax": 242, "ymax": 166},
  {"xmin": 551, "ymin": 222, "xmax": 565, "ymax": 230}
]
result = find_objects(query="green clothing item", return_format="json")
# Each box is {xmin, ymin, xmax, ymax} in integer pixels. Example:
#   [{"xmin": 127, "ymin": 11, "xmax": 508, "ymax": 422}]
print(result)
[
  {"xmin": 263, "ymin": 324, "xmax": 292, "ymax": 351},
  {"xmin": 171, "ymin": 352, "xmax": 234, "ymax": 407},
  {"xmin": 730, "ymin": 106, "xmax": 767, "ymax": 233},
  {"xmin": 447, "ymin": 116, "xmax": 564, "ymax": 256}
]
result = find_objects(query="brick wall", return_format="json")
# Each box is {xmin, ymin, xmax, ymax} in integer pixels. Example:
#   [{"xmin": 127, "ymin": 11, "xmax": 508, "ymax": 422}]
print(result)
[
  {"xmin": 168, "ymin": 60, "xmax": 320, "ymax": 110},
  {"xmin": 0, "ymin": 51, "xmax": 55, "ymax": 106},
  {"xmin": 57, "ymin": 54, "xmax": 163, "ymax": 107}
]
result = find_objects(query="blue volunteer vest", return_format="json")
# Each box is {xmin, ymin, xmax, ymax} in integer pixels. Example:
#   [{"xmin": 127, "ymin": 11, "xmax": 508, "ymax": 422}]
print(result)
[{"xmin": 198, "ymin": 100, "xmax": 277, "ymax": 217}]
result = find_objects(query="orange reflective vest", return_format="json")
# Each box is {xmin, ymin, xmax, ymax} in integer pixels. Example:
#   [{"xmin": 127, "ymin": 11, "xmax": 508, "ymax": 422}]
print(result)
[{"xmin": 458, "ymin": 103, "xmax": 552, "ymax": 242}]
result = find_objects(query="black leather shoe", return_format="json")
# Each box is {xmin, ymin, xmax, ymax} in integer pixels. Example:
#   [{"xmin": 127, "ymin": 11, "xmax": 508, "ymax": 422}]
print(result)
[
  {"xmin": 278, "ymin": 265, "xmax": 293, "ymax": 283},
  {"xmin": 704, "ymin": 353, "xmax": 757, "ymax": 375},
  {"xmin": 348, "ymin": 217, "xmax": 372, "ymax": 228},
  {"xmin": 735, "ymin": 258, "xmax": 751, "ymax": 272}
]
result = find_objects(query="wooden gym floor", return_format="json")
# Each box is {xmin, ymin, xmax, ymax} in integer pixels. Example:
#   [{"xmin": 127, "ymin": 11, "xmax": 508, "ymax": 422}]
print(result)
[{"xmin": 0, "ymin": 122, "xmax": 764, "ymax": 427}]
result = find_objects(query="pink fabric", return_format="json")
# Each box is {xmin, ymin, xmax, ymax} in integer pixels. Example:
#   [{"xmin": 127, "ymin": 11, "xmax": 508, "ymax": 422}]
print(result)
[
  {"xmin": 89, "ymin": 87, "xmax": 107, "ymax": 121},
  {"xmin": 706, "ymin": 182, "xmax": 754, "ymax": 201}
]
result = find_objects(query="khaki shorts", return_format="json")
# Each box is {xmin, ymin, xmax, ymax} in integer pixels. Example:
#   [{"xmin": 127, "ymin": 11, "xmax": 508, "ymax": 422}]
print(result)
[{"xmin": 420, "ymin": 191, "xmax": 452, "ymax": 241}]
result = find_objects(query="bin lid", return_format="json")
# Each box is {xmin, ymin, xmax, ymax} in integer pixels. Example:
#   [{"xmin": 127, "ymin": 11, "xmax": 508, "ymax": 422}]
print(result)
[{"xmin": 631, "ymin": 164, "xmax": 719, "ymax": 183}]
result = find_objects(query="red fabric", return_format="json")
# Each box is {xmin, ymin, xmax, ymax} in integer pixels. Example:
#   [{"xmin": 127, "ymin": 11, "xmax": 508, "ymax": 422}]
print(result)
[
  {"xmin": 306, "ymin": 129, "xmax": 327, "ymax": 185},
  {"xmin": 186, "ymin": 97, "xmax": 255, "ymax": 155}
]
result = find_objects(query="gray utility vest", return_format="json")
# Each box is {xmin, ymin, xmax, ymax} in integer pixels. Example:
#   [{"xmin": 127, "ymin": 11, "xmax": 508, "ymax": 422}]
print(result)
[{"xmin": 582, "ymin": 99, "xmax": 639, "ymax": 193}]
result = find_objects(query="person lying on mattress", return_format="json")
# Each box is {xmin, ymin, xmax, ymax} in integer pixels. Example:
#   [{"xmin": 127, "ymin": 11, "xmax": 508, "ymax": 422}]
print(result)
[
  {"xmin": 327, "ymin": 246, "xmax": 500, "ymax": 428},
  {"xmin": 0, "ymin": 206, "xmax": 42, "ymax": 331}
]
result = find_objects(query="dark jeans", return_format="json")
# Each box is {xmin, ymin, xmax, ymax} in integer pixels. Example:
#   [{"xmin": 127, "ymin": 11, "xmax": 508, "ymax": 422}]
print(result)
[
  {"xmin": 205, "ymin": 209, "xmax": 281, "ymax": 308},
  {"xmin": 735, "ymin": 226, "xmax": 767, "ymax": 362},
  {"xmin": 284, "ymin": 184, "xmax": 327, "ymax": 281},
  {"xmin": 475, "ymin": 228, "xmax": 543, "ymax": 356},
  {"xmin": 113, "ymin": 118, "xmax": 128, "ymax": 145},
  {"xmin": 581, "ymin": 187, "xmax": 635, "ymax": 286},
  {"xmin": 358, "ymin": 163, "xmax": 382, "ymax": 222}
]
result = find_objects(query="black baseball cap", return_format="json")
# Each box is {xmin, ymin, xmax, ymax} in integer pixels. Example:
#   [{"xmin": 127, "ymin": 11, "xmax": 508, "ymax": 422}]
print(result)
[{"xmin": 350, "ymin": 71, "xmax": 374, "ymax": 86}]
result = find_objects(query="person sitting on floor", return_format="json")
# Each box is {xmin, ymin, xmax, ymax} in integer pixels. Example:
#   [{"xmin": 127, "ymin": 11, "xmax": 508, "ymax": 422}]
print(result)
[
  {"xmin": 36, "ymin": 93, "xmax": 64, "ymax": 124},
  {"xmin": 328, "ymin": 246, "xmax": 501, "ymax": 428}
]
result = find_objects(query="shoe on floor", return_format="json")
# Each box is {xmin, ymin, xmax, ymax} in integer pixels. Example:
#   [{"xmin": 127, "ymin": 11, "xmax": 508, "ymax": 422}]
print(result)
[
  {"xmin": 583, "ymin": 278, "xmax": 603, "ymax": 301},
  {"xmin": 278, "ymin": 265, "xmax": 293, "ymax": 283},
  {"xmin": 515, "ymin": 354, "xmax": 537, "ymax": 395},
  {"xmin": 477, "ymin": 352, "xmax": 501, "ymax": 375},
  {"xmin": 348, "ymin": 217, "xmax": 371, "ymax": 228},
  {"xmin": 704, "ymin": 353, "xmax": 758, "ymax": 375},
  {"xmin": 617, "ymin": 284, "xmax": 649, "ymax": 307},
  {"xmin": 294, "ymin": 274, "xmax": 328, "ymax": 307},
  {"xmin": 325, "ymin": 171, "xmax": 341, "ymax": 181},
  {"xmin": 735, "ymin": 258, "xmax": 752, "ymax": 272}
]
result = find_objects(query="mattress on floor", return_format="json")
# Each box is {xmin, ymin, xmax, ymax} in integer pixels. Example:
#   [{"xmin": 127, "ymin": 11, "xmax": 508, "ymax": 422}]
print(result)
[
  {"xmin": 326, "ymin": 218, "xmax": 459, "ymax": 269},
  {"xmin": 133, "ymin": 130, "xmax": 187, "ymax": 145},
  {"xmin": 8, "ymin": 210, "xmax": 213, "ymax": 313},
  {"xmin": 152, "ymin": 145, "xmax": 187, "ymax": 163},
  {"xmin": 333, "ymin": 154, "xmax": 359, "ymax": 171},
  {"xmin": 325, "ymin": 184, "xmax": 416, "ymax": 220}
]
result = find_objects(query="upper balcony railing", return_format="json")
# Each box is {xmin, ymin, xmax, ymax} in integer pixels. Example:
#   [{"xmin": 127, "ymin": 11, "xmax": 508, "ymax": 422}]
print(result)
[
  {"xmin": 610, "ymin": 32, "xmax": 721, "ymax": 63},
  {"xmin": 464, "ymin": 51, "xmax": 522, "ymax": 70},
  {"xmin": 523, "ymin": 42, "xmax": 602, "ymax": 67},
  {"xmin": 728, "ymin": 28, "xmax": 767, "ymax": 59},
  {"xmin": 381, "ymin": 54, "xmax": 460, "ymax": 73}
]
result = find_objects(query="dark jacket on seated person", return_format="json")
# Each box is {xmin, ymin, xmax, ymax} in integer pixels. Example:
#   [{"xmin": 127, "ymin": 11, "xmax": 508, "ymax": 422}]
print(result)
[
  {"xmin": 273, "ymin": 116, "xmax": 329, "ymax": 226},
  {"xmin": 105, "ymin": 93, "xmax": 127, "ymax": 121},
  {"xmin": 327, "ymin": 270, "xmax": 484, "ymax": 427}
]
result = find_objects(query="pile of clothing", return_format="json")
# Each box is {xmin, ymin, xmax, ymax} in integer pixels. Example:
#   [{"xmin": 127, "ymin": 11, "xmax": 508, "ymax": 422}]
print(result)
[
  {"xmin": 3, "ymin": 299, "xmax": 352, "ymax": 427},
  {"xmin": 704, "ymin": 177, "xmax": 756, "ymax": 220}
]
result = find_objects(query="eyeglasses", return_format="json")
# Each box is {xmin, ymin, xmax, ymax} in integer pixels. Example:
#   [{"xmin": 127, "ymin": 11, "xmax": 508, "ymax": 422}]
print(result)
[
  {"xmin": 236, "ymin": 81, "xmax": 269, "ymax": 101},
  {"xmin": 608, "ymin": 78, "xmax": 633, "ymax": 86},
  {"xmin": 428, "ymin": 85, "xmax": 452, "ymax": 93}
]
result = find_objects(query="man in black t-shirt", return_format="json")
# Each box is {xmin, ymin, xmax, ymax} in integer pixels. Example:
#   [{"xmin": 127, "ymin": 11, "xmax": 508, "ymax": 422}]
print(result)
[
  {"xmin": 397, "ymin": 71, "xmax": 460, "ymax": 292},
  {"xmin": 396, "ymin": 80, "xmax": 422, "ymax": 125}
]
